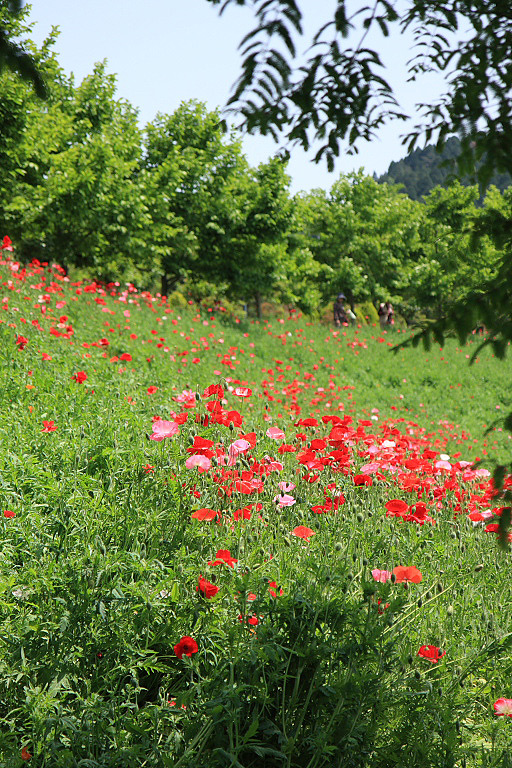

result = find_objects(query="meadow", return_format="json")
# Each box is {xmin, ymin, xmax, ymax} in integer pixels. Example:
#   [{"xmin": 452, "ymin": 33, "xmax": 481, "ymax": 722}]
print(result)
[{"xmin": 1, "ymin": 245, "xmax": 512, "ymax": 767}]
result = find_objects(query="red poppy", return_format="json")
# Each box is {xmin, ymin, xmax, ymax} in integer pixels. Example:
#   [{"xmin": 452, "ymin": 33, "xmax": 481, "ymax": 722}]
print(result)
[
  {"xmin": 41, "ymin": 420, "xmax": 57, "ymax": 433},
  {"xmin": 203, "ymin": 384, "xmax": 224, "ymax": 398},
  {"xmin": 21, "ymin": 747, "xmax": 32, "ymax": 761},
  {"xmin": 208, "ymin": 549, "xmax": 238, "ymax": 568},
  {"xmin": 197, "ymin": 575, "xmax": 219, "ymax": 599},
  {"xmin": 191, "ymin": 508, "xmax": 218, "ymax": 521},
  {"xmin": 3, "ymin": 510, "xmax": 16, "ymax": 519},
  {"xmin": 385, "ymin": 499, "xmax": 409, "ymax": 516},
  {"xmin": 71, "ymin": 371, "xmax": 88, "ymax": 383},
  {"xmin": 291, "ymin": 525, "xmax": 315, "ymax": 540},
  {"xmin": 16, "ymin": 335, "xmax": 28, "ymax": 349},
  {"xmin": 174, "ymin": 636, "xmax": 199, "ymax": 659},
  {"xmin": 147, "ymin": 386, "xmax": 159, "ymax": 394},
  {"xmin": 393, "ymin": 565, "xmax": 422, "ymax": 584},
  {"xmin": 417, "ymin": 645, "xmax": 446, "ymax": 663},
  {"xmin": 354, "ymin": 474, "xmax": 373, "ymax": 486}
]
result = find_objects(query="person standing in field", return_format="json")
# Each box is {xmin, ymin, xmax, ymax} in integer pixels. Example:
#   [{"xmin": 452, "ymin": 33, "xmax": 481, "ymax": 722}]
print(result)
[
  {"xmin": 378, "ymin": 302, "xmax": 388, "ymax": 329},
  {"xmin": 386, "ymin": 301, "xmax": 394, "ymax": 326},
  {"xmin": 333, "ymin": 293, "xmax": 348, "ymax": 327}
]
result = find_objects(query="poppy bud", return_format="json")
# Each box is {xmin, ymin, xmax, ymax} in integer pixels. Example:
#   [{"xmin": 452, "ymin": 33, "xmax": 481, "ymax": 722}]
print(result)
[
  {"xmin": 362, "ymin": 558, "xmax": 368, "ymax": 566},
  {"xmin": 195, "ymin": 392, "xmax": 201, "ymax": 401},
  {"xmin": 437, "ymin": 582, "xmax": 443, "ymax": 593},
  {"xmin": 391, "ymin": 573, "xmax": 396, "ymax": 583},
  {"xmin": 407, "ymin": 655, "xmax": 413, "ymax": 665},
  {"xmin": 417, "ymin": 599, "xmax": 422, "ymax": 608},
  {"xmin": 414, "ymin": 670, "xmax": 421, "ymax": 680},
  {"xmin": 357, "ymin": 513, "xmax": 363, "ymax": 522},
  {"xmin": 447, "ymin": 605, "xmax": 454, "ymax": 615},
  {"xmin": 334, "ymin": 543, "xmax": 342, "ymax": 551}
]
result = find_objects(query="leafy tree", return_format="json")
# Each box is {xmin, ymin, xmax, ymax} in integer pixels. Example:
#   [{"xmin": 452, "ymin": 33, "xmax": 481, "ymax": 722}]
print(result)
[
  {"xmin": 0, "ymin": 1, "xmax": 47, "ymax": 97},
  {"xmin": 226, "ymin": 155, "xmax": 294, "ymax": 317},
  {"xmin": 294, "ymin": 172, "xmax": 423, "ymax": 310},
  {"xmin": 143, "ymin": 100, "xmax": 247, "ymax": 294},
  {"xmin": 5, "ymin": 61, "xmax": 152, "ymax": 283}
]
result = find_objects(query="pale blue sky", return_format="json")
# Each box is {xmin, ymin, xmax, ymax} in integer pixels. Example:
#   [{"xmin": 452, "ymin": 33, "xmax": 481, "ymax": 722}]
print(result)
[{"xmin": 26, "ymin": 0, "xmax": 449, "ymax": 194}]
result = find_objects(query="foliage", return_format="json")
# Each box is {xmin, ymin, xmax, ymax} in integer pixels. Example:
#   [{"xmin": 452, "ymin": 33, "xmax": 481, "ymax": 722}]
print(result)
[
  {"xmin": 0, "ymin": 249, "xmax": 511, "ymax": 765},
  {"xmin": 0, "ymin": 1, "xmax": 47, "ymax": 97},
  {"xmin": 143, "ymin": 101, "xmax": 247, "ymax": 294}
]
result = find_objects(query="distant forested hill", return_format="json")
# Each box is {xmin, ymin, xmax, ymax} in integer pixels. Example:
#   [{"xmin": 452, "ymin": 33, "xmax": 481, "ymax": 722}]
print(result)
[{"xmin": 377, "ymin": 136, "xmax": 512, "ymax": 200}]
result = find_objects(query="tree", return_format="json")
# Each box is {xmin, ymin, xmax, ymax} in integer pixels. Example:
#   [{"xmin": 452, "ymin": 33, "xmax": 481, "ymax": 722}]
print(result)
[
  {"xmin": 0, "ymin": 1, "xmax": 47, "ymax": 97},
  {"xmin": 5, "ymin": 60, "xmax": 153, "ymax": 283},
  {"xmin": 225, "ymin": 155, "xmax": 294, "ymax": 317},
  {"xmin": 294, "ymin": 172, "xmax": 424, "ymax": 310},
  {"xmin": 143, "ymin": 100, "xmax": 247, "ymax": 295}
]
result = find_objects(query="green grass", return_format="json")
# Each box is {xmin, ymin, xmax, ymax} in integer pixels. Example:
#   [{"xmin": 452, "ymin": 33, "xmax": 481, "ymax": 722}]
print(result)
[{"xmin": 0, "ymin": 256, "xmax": 511, "ymax": 767}]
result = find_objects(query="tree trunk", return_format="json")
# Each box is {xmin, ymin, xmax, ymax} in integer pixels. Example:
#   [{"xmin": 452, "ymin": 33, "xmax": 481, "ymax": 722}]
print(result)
[{"xmin": 255, "ymin": 291, "xmax": 262, "ymax": 319}]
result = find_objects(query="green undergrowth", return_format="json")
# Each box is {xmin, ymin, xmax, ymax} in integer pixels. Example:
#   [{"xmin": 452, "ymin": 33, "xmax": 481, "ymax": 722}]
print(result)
[{"xmin": 0, "ymin": 265, "xmax": 511, "ymax": 767}]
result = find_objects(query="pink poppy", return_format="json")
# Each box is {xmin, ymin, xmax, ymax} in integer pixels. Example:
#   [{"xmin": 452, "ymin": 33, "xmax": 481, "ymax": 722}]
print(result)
[
  {"xmin": 266, "ymin": 427, "xmax": 286, "ymax": 440},
  {"xmin": 233, "ymin": 387, "xmax": 252, "ymax": 397},
  {"xmin": 274, "ymin": 493, "xmax": 296, "ymax": 508},
  {"xmin": 371, "ymin": 569, "xmax": 392, "ymax": 583},
  {"xmin": 494, "ymin": 698, "xmax": 512, "ymax": 717},
  {"xmin": 185, "ymin": 455, "xmax": 211, "ymax": 472},
  {"xmin": 149, "ymin": 420, "xmax": 180, "ymax": 441}
]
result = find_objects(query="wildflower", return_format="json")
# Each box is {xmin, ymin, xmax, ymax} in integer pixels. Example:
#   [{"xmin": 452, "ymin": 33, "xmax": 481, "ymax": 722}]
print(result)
[
  {"xmin": 147, "ymin": 385, "xmax": 159, "ymax": 394},
  {"xmin": 266, "ymin": 426, "xmax": 286, "ymax": 440},
  {"xmin": 149, "ymin": 420, "xmax": 180, "ymax": 441},
  {"xmin": 291, "ymin": 525, "xmax": 315, "ymax": 540},
  {"xmin": 21, "ymin": 746, "xmax": 32, "ymax": 761},
  {"xmin": 71, "ymin": 371, "xmax": 88, "ymax": 383},
  {"xmin": 494, "ymin": 698, "xmax": 512, "ymax": 717},
  {"xmin": 191, "ymin": 508, "xmax": 218, "ymax": 521},
  {"xmin": 16, "ymin": 335, "xmax": 28, "ymax": 350},
  {"xmin": 393, "ymin": 566, "xmax": 422, "ymax": 584},
  {"xmin": 268, "ymin": 581, "xmax": 283, "ymax": 597},
  {"xmin": 208, "ymin": 549, "xmax": 238, "ymax": 568},
  {"xmin": 3, "ymin": 510, "xmax": 16, "ymax": 519},
  {"xmin": 143, "ymin": 464, "xmax": 155, "ymax": 473},
  {"xmin": 417, "ymin": 645, "xmax": 446, "ymax": 663},
  {"xmin": 371, "ymin": 568, "xmax": 392, "ymax": 583},
  {"xmin": 197, "ymin": 575, "xmax": 219, "ymax": 599},
  {"xmin": 174, "ymin": 636, "xmax": 198, "ymax": 659},
  {"xmin": 41, "ymin": 420, "xmax": 57, "ymax": 433}
]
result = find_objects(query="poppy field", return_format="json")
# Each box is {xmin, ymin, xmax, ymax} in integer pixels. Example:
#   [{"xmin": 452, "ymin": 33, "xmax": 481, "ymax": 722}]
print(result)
[{"xmin": 1, "ymin": 243, "xmax": 512, "ymax": 768}]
